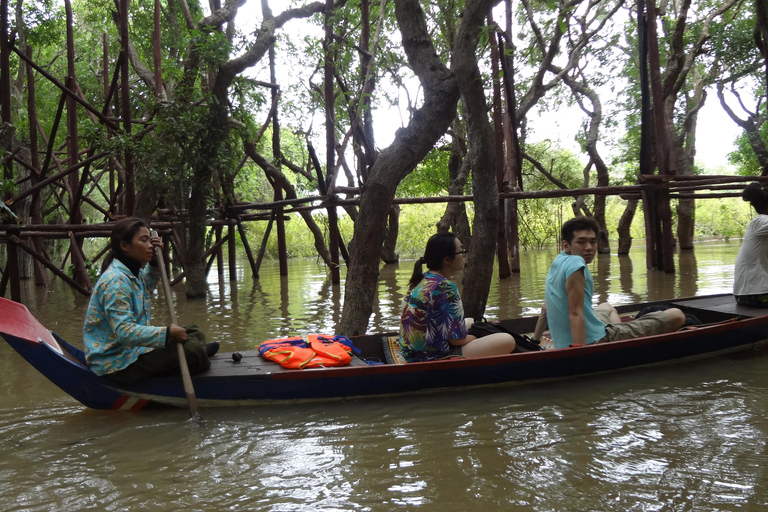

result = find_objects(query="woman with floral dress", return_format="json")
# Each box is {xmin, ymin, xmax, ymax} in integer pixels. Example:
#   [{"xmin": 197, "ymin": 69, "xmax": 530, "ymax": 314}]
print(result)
[{"xmin": 398, "ymin": 232, "xmax": 516, "ymax": 362}]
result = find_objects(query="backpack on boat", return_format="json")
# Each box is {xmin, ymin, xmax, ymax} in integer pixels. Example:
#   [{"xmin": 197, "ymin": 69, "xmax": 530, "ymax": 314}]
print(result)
[
  {"xmin": 258, "ymin": 334, "xmax": 360, "ymax": 369},
  {"xmin": 467, "ymin": 321, "xmax": 543, "ymax": 352}
]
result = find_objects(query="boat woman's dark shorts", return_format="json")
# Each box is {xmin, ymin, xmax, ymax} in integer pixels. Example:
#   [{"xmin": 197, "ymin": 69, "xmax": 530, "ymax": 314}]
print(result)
[
  {"xmin": 735, "ymin": 294, "xmax": 768, "ymax": 307},
  {"xmin": 593, "ymin": 309, "xmax": 674, "ymax": 343}
]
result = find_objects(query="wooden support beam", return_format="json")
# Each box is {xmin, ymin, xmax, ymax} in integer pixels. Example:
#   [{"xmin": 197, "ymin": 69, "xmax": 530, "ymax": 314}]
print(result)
[
  {"xmin": 254, "ymin": 212, "xmax": 277, "ymax": 279},
  {"xmin": 170, "ymin": 233, "xmax": 230, "ymax": 286},
  {"xmin": 68, "ymin": 231, "xmax": 93, "ymax": 291},
  {"xmin": 236, "ymin": 215, "xmax": 260, "ymax": 278},
  {"xmin": 6, "ymin": 151, "xmax": 110, "ymax": 205},
  {"xmin": 11, "ymin": 45, "xmax": 119, "ymax": 130},
  {"xmin": 10, "ymin": 235, "xmax": 91, "ymax": 296}
]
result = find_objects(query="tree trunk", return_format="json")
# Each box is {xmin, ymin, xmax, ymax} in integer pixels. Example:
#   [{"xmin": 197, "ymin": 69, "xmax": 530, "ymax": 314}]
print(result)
[
  {"xmin": 245, "ymin": 143, "xmax": 333, "ymax": 266},
  {"xmin": 380, "ymin": 205, "xmax": 400, "ymax": 263},
  {"xmin": 675, "ymin": 141, "xmax": 696, "ymax": 250},
  {"xmin": 452, "ymin": 0, "xmax": 498, "ymax": 320},
  {"xmin": 437, "ymin": 121, "xmax": 471, "ymax": 247},
  {"xmin": 338, "ymin": 0, "xmax": 462, "ymax": 335},
  {"xmin": 185, "ymin": 100, "xmax": 228, "ymax": 297},
  {"xmin": 617, "ymin": 199, "xmax": 638, "ymax": 255}
]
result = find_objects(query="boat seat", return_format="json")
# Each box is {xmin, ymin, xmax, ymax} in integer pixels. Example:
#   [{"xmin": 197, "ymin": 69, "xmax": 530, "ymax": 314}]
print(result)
[{"xmin": 671, "ymin": 295, "xmax": 768, "ymax": 319}]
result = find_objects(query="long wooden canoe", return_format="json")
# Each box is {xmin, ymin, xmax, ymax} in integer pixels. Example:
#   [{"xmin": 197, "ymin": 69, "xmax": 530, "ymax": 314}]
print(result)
[{"xmin": 2, "ymin": 294, "xmax": 768, "ymax": 410}]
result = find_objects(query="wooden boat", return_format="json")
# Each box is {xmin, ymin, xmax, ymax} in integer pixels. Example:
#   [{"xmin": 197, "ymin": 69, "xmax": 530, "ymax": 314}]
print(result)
[{"xmin": 3, "ymin": 293, "xmax": 768, "ymax": 410}]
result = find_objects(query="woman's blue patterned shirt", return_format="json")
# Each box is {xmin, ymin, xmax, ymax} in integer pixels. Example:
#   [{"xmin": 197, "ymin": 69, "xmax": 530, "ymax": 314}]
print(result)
[{"xmin": 83, "ymin": 259, "xmax": 167, "ymax": 376}]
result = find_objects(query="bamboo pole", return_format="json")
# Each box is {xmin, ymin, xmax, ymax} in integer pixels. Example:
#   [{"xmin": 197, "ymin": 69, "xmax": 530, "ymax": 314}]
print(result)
[{"xmin": 151, "ymin": 230, "xmax": 199, "ymax": 419}]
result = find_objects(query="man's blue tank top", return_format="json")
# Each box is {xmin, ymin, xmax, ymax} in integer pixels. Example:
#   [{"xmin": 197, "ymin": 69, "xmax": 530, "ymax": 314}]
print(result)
[{"xmin": 544, "ymin": 252, "xmax": 607, "ymax": 348}]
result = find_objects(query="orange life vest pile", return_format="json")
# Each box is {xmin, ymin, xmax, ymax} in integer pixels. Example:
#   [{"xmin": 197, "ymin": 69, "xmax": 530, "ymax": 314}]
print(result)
[{"xmin": 258, "ymin": 334, "xmax": 360, "ymax": 369}]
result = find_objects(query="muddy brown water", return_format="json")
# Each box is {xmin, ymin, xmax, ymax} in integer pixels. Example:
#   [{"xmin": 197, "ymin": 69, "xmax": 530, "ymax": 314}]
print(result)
[{"xmin": 2, "ymin": 240, "xmax": 768, "ymax": 511}]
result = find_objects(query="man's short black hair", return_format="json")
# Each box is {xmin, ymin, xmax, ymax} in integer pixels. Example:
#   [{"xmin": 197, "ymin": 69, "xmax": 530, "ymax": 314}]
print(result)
[{"xmin": 561, "ymin": 217, "xmax": 600, "ymax": 244}]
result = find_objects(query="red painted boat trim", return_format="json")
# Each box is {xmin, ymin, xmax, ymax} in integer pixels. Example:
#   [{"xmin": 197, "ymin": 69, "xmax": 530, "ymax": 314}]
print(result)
[
  {"xmin": 110, "ymin": 395, "xmax": 130, "ymax": 410},
  {"xmin": 268, "ymin": 315, "xmax": 767, "ymax": 381}
]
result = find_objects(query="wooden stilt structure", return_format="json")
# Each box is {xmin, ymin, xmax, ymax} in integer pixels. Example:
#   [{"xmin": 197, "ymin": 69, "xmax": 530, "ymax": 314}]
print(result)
[{"xmin": 1, "ymin": 0, "xmax": 765, "ymax": 304}]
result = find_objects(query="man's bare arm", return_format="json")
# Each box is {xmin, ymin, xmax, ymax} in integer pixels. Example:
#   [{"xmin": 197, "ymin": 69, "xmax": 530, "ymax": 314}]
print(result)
[{"xmin": 565, "ymin": 269, "xmax": 587, "ymax": 345}]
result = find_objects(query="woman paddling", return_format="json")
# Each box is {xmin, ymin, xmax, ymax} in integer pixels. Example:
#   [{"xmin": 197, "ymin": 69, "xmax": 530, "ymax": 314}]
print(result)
[
  {"xmin": 399, "ymin": 232, "xmax": 516, "ymax": 362},
  {"xmin": 734, "ymin": 183, "xmax": 768, "ymax": 307},
  {"xmin": 83, "ymin": 217, "xmax": 215, "ymax": 382}
]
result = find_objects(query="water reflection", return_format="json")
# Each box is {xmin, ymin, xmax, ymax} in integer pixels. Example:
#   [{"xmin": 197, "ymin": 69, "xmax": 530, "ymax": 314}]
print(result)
[
  {"xmin": 3, "ymin": 239, "xmax": 767, "ymax": 511},
  {"xmin": 678, "ymin": 249, "xmax": 699, "ymax": 298},
  {"xmin": 594, "ymin": 253, "xmax": 611, "ymax": 305},
  {"xmin": 618, "ymin": 255, "xmax": 642, "ymax": 304}
]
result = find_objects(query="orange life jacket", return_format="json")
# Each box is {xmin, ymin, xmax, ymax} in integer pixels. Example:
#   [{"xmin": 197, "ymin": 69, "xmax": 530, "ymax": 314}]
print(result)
[
  {"xmin": 258, "ymin": 336, "xmax": 317, "ymax": 369},
  {"xmin": 258, "ymin": 335, "xmax": 358, "ymax": 369},
  {"xmin": 309, "ymin": 335, "xmax": 352, "ymax": 367}
]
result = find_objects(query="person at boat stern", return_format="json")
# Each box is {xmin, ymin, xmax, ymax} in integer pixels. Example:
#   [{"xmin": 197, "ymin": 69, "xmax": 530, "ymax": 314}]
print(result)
[
  {"xmin": 733, "ymin": 182, "xmax": 768, "ymax": 307},
  {"xmin": 540, "ymin": 217, "xmax": 685, "ymax": 349},
  {"xmin": 398, "ymin": 232, "xmax": 516, "ymax": 362},
  {"xmin": 83, "ymin": 217, "xmax": 214, "ymax": 383}
]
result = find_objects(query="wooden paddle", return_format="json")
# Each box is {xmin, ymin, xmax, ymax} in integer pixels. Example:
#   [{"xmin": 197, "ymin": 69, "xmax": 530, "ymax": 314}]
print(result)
[{"xmin": 151, "ymin": 230, "xmax": 200, "ymax": 418}]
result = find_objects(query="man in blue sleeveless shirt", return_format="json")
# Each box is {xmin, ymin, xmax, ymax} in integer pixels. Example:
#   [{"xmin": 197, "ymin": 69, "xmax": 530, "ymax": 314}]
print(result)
[{"xmin": 537, "ymin": 217, "xmax": 685, "ymax": 349}]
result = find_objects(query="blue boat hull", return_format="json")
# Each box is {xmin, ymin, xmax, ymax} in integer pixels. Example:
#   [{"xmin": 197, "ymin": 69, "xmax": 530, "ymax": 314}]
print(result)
[{"xmin": 3, "ymin": 296, "xmax": 768, "ymax": 409}]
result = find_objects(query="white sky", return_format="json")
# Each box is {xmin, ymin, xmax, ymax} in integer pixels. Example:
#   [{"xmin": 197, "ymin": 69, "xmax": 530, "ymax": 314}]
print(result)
[{"xmin": 237, "ymin": 1, "xmax": 741, "ymax": 173}]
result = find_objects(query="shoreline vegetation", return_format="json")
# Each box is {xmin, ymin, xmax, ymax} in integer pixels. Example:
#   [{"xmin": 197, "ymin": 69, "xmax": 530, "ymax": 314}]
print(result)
[
  {"xmin": 218, "ymin": 196, "xmax": 754, "ymax": 262},
  {"xmin": 2, "ymin": 196, "xmax": 752, "ymax": 276}
]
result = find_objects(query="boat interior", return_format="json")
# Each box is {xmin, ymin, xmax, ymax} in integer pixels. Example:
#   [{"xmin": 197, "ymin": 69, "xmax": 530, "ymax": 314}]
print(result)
[{"xmin": 196, "ymin": 293, "xmax": 768, "ymax": 378}]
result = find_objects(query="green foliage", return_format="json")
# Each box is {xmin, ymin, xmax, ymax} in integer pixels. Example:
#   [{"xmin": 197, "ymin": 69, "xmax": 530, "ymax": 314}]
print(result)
[
  {"xmin": 728, "ymin": 127, "xmax": 768, "ymax": 176},
  {"xmin": 693, "ymin": 197, "xmax": 752, "ymax": 238},
  {"xmin": 396, "ymin": 147, "xmax": 453, "ymax": 198},
  {"xmin": 23, "ymin": 0, "xmax": 65, "ymax": 47},
  {"xmin": 191, "ymin": 28, "xmax": 231, "ymax": 68}
]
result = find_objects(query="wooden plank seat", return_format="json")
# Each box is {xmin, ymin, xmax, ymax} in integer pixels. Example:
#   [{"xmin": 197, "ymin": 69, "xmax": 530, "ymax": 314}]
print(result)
[
  {"xmin": 671, "ymin": 294, "xmax": 768, "ymax": 320},
  {"xmin": 201, "ymin": 349, "xmax": 372, "ymax": 378}
]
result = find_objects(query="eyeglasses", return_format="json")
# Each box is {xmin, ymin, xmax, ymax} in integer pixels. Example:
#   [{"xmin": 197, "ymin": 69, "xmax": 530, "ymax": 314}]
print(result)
[{"xmin": 455, "ymin": 249, "xmax": 468, "ymax": 255}]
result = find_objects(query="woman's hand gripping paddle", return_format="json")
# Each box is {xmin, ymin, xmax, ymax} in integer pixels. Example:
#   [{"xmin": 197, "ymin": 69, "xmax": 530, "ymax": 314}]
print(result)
[{"xmin": 151, "ymin": 230, "xmax": 200, "ymax": 419}]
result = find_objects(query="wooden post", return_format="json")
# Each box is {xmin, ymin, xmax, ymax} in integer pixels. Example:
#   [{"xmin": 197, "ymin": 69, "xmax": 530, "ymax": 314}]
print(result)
[
  {"xmin": 1, "ymin": 0, "xmax": 19, "ymax": 301},
  {"xmin": 253, "ymin": 212, "xmax": 275, "ymax": 279},
  {"xmin": 10, "ymin": 235, "xmax": 91, "ymax": 296},
  {"xmin": 103, "ymin": 33, "xmax": 115, "ymax": 218},
  {"xmin": 215, "ymin": 226, "xmax": 224, "ymax": 279},
  {"xmin": 489, "ymin": 18, "xmax": 510, "ymax": 279},
  {"xmin": 498, "ymin": 24, "xmax": 522, "ymax": 273},
  {"xmin": 235, "ymin": 215, "xmax": 260, "ymax": 278},
  {"xmin": 26, "ymin": 45, "xmax": 48, "ymax": 286},
  {"xmin": 228, "ymin": 223, "xmax": 237, "ymax": 282},
  {"xmin": 68, "ymin": 231, "xmax": 92, "ymax": 291},
  {"xmin": 646, "ymin": 0, "xmax": 675, "ymax": 273},
  {"xmin": 275, "ymin": 190, "xmax": 288, "ymax": 276},
  {"xmin": 64, "ymin": 1, "xmax": 80, "ymax": 219},
  {"xmin": 120, "ymin": 0, "xmax": 135, "ymax": 213},
  {"xmin": 152, "ymin": 0, "xmax": 163, "ymax": 99},
  {"xmin": 0, "ymin": 0, "xmax": 10, "ymax": 124},
  {"xmin": 324, "ymin": 0, "xmax": 340, "ymax": 284}
]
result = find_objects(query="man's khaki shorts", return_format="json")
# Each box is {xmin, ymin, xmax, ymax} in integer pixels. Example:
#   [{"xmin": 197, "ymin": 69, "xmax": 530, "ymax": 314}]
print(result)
[{"xmin": 594, "ymin": 309, "xmax": 674, "ymax": 343}]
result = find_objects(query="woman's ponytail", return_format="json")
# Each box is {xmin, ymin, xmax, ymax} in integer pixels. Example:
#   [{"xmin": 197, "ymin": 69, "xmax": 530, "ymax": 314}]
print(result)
[{"xmin": 409, "ymin": 257, "xmax": 426, "ymax": 288}]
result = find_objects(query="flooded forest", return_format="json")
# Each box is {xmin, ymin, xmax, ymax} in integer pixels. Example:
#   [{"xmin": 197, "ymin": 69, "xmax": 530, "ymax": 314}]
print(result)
[{"xmin": 1, "ymin": 0, "xmax": 768, "ymax": 335}]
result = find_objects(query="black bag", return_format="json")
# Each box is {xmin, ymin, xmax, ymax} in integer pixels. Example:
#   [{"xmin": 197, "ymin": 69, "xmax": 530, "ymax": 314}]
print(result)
[{"xmin": 467, "ymin": 320, "xmax": 544, "ymax": 353}]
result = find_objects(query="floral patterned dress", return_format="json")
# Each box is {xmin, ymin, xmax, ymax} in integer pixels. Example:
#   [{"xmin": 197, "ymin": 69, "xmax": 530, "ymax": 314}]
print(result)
[{"xmin": 399, "ymin": 271, "xmax": 467, "ymax": 362}]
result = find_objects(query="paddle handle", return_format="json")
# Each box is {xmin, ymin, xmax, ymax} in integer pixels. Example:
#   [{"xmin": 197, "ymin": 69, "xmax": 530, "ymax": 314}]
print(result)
[{"xmin": 151, "ymin": 230, "xmax": 199, "ymax": 418}]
